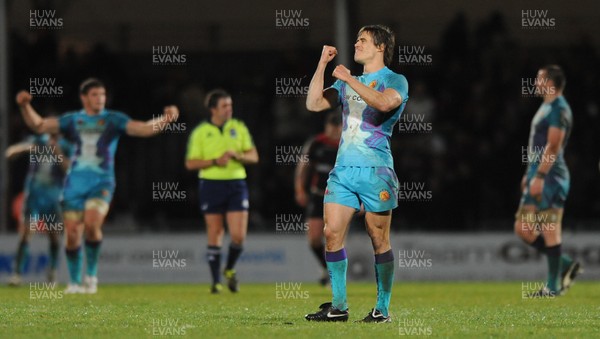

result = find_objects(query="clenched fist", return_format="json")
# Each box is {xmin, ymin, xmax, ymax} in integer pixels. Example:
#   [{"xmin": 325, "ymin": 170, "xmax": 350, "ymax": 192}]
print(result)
[
  {"xmin": 332, "ymin": 64, "xmax": 352, "ymax": 82},
  {"xmin": 163, "ymin": 105, "xmax": 179, "ymax": 123},
  {"xmin": 16, "ymin": 91, "xmax": 32, "ymax": 107},
  {"xmin": 320, "ymin": 45, "xmax": 338, "ymax": 64}
]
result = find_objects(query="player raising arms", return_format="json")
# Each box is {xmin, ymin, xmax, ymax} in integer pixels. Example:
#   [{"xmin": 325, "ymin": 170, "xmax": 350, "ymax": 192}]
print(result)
[
  {"xmin": 16, "ymin": 78, "xmax": 179, "ymax": 294},
  {"xmin": 514, "ymin": 65, "xmax": 581, "ymax": 297},
  {"xmin": 304, "ymin": 25, "xmax": 408, "ymax": 322}
]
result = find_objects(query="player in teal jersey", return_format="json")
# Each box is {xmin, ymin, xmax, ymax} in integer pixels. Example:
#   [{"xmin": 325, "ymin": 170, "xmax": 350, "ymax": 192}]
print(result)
[
  {"xmin": 6, "ymin": 133, "xmax": 73, "ymax": 286},
  {"xmin": 304, "ymin": 25, "xmax": 408, "ymax": 323},
  {"xmin": 514, "ymin": 65, "xmax": 582, "ymax": 297},
  {"xmin": 16, "ymin": 78, "xmax": 179, "ymax": 294}
]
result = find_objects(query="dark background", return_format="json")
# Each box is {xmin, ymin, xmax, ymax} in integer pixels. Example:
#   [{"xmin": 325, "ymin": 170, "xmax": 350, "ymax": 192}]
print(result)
[{"xmin": 4, "ymin": 0, "xmax": 600, "ymax": 232}]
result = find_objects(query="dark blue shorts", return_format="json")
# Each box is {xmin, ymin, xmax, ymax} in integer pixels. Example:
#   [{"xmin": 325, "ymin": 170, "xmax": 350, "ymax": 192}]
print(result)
[{"xmin": 198, "ymin": 179, "xmax": 249, "ymax": 214}]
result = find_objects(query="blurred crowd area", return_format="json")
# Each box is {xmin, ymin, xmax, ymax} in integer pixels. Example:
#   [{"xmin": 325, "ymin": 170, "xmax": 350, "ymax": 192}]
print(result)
[{"xmin": 6, "ymin": 12, "xmax": 600, "ymax": 232}]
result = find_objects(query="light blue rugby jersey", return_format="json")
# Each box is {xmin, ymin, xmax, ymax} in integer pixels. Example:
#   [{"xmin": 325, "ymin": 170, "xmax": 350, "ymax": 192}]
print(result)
[
  {"xmin": 330, "ymin": 66, "xmax": 408, "ymax": 168},
  {"xmin": 59, "ymin": 109, "xmax": 131, "ymax": 178}
]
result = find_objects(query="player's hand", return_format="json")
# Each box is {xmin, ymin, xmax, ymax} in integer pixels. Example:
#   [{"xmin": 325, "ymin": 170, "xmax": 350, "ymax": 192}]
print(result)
[
  {"xmin": 216, "ymin": 151, "xmax": 235, "ymax": 166},
  {"xmin": 320, "ymin": 45, "xmax": 338, "ymax": 64},
  {"xmin": 520, "ymin": 175, "xmax": 527, "ymax": 192},
  {"xmin": 332, "ymin": 64, "xmax": 351, "ymax": 82},
  {"xmin": 163, "ymin": 105, "xmax": 179, "ymax": 123},
  {"xmin": 295, "ymin": 189, "xmax": 308, "ymax": 207},
  {"xmin": 16, "ymin": 91, "xmax": 32, "ymax": 107},
  {"xmin": 528, "ymin": 177, "xmax": 544, "ymax": 202}
]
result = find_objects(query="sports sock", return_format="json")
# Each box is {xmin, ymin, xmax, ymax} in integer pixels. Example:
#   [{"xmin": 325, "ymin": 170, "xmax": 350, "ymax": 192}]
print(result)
[
  {"xmin": 225, "ymin": 243, "xmax": 243, "ymax": 271},
  {"xmin": 85, "ymin": 240, "xmax": 102, "ymax": 277},
  {"xmin": 310, "ymin": 243, "xmax": 327, "ymax": 269},
  {"xmin": 326, "ymin": 248, "xmax": 348, "ymax": 311},
  {"xmin": 49, "ymin": 241, "xmax": 59, "ymax": 270},
  {"xmin": 65, "ymin": 247, "xmax": 83, "ymax": 284},
  {"xmin": 545, "ymin": 244, "xmax": 562, "ymax": 292},
  {"xmin": 529, "ymin": 235, "xmax": 572, "ymax": 272},
  {"xmin": 374, "ymin": 249, "xmax": 395, "ymax": 317},
  {"xmin": 207, "ymin": 246, "xmax": 221, "ymax": 284},
  {"xmin": 15, "ymin": 240, "xmax": 29, "ymax": 274}
]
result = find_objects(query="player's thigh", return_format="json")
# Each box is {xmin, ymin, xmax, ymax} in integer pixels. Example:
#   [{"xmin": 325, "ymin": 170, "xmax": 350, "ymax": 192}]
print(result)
[
  {"xmin": 226, "ymin": 211, "xmax": 248, "ymax": 242},
  {"xmin": 204, "ymin": 213, "xmax": 225, "ymax": 243},
  {"xmin": 514, "ymin": 204, "xmax": 537, "ymax": 235},
  {"xmin": 323, "ymin": 203, "xmax": 354, "ymax": 236}
]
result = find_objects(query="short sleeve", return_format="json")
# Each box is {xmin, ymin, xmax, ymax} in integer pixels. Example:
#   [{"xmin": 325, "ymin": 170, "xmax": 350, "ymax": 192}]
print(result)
[
  {"xmin": 186, "ymin": 126, "xmax": 204, "ymax": 160},
  {"xmin": 386, "ymin": 74, "xmax": 409, "ymax": 103},
  {"xmin": 328, "ymin": 80, "xmax": 344, "ymax": 104},
  {"xmin": 548, "ymin": 107, "xmax": 569, "ymax": 130},
  {"xmin": 239, "ymin": 122, "xmax": 255, "ymax": 151},
  {"xmin": 59, "ymin": 138, "xmax": 75, "ymax": 158},
  {"xmin": 112, "ymin": 111, "xmax": 131, "ymax": 134},
  {"xmin": 58, "ymin": 113, "xmax": 74, "ymax": 135}
]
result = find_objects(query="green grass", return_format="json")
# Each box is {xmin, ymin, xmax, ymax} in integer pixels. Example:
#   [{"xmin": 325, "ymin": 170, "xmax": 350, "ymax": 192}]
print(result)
[{"xmin": 1, "ymin": 282, "xmax": 599, "ymax": 338}]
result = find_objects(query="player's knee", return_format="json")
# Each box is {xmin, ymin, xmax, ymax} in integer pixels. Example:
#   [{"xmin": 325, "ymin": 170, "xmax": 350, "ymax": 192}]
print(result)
[{"xmin": 323, "ymin": 224, "xmax": 341, "ymax": 242}]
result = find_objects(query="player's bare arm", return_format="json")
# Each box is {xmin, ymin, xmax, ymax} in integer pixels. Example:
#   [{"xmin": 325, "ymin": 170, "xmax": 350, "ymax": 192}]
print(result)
[
  {"xmin": 185, "ymin": 150, "xmax": 235, "ymax": 170},
  {"xmin": 306, "ymin": 45, "xmax": 340, "ymax": 112},
  {"xmin": 5, "ymin": 141, "xmax": 33, "ymax": 159},
  {"xmin": 332, "ymin": 65, "xmax": 403, "ymax": 112},
  {"xmin": 16, "ymin": 90, "xmax": 60, "ymax": 134},
  {"xmin": 294, "ymin": 147, "xmax": 311, "ymax": 207},
  {"xmin": 125, "ymin": 105, "xmax": 179, "ymax": 137},
  {"xmin": 233, "ymin": 147, "xmax": 259, "ymax": 165},
  {"xmin": 529, "ymin": 126, "xmax": 566, "ymax": 198}
]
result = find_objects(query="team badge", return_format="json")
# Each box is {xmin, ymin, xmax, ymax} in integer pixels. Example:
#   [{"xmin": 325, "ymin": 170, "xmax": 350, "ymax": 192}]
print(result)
[
  {"xmin": 369, "ymin": 80, "xmax": 377, "ymax": 88},
  {"xmin": 97, "ymin": 119, "xmax": 105, "ymax": 126},
  {"xmin": 379, "ymin": 189, "xmax": 390, "ymax": 201},
  {"xmin": 230, "ymin": 129, "xmax": 237, "ymax": 138}
]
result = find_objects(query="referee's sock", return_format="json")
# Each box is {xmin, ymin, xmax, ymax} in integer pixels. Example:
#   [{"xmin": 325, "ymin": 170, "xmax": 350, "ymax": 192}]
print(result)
[
  {"xmin": 207, "ymin": 246, "xmax": 221, "ymax": 284},
  {"xmin": 225, "ymin": 243, "xmax": 243, "ymax": 271}
]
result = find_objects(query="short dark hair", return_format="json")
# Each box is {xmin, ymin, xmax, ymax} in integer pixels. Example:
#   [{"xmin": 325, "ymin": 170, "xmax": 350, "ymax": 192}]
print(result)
[
  {"xmin": 326, "ymin": 112, "xmax": 342, "ymax": 126},
  {"xmin": 204, "ymin": 89, "xmax": 231, "ymax": 109},
  {"xmin": 541, "ymin": 65, "xmax": 566, "ymax": 90},
  {"xmin": 358, "ymin": 25, "xmax": 396, "ymax": 66},
  {"xmin": 79, "ymin": 78, "xmax": 105, "ymax": 95}
]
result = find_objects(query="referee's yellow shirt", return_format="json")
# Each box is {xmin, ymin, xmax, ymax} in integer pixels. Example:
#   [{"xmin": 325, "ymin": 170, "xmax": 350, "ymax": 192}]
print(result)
[{"xmin": 186, "ymin": 119, "xmax": 254, "ymax": 180}]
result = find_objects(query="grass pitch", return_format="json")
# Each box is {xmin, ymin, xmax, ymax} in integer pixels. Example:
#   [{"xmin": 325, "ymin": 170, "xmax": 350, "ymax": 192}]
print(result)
[{"xmin": 1, "ymin": 282, "xmax": 599, "ymax": 338}]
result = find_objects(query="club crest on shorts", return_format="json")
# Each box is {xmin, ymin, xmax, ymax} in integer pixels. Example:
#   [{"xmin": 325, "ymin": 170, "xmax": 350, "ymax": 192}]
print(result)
[{"xmin": 379, "ymin": 189, "xmax": 390, "ymax": 201}]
